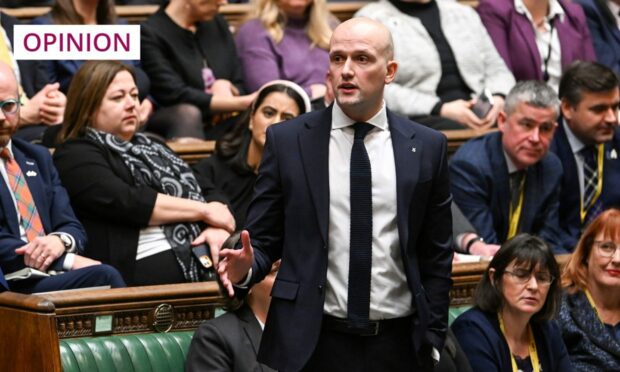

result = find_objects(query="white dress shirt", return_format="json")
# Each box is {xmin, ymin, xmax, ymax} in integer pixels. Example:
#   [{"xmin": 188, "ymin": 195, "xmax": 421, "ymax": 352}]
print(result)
[
  {"xmin": 608, "ymin": 1, "xmax": 620, "ymax": 30},
  {"xmin": 562, "ymin": 119, "xmax": 588, "ymax": 201},
  {"xmin": 323, "ymin": 102, "xmax": 413, "ymax": 320},
  {"xmin": 515, "ymin": 0, "xmax": 564, "ymax": 92}
]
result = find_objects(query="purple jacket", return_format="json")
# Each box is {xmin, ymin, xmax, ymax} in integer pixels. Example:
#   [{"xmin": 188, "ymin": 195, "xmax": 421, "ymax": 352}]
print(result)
[{"xmin": 477, "ymin": 0, "xmax": 596, "ymax": 81}]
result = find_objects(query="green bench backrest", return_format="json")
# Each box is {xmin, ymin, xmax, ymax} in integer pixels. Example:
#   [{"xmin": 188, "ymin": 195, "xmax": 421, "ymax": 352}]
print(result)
[
  {"xmin": 60, "ymin": 306, "xmax": 472, "ymax": 371},
  {"xmin": 60, "ymin": 332, "xmax": 194, "ymax": 372}
]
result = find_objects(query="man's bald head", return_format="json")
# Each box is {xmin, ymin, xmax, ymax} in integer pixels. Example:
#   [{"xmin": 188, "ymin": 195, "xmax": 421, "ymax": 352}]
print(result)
[
  {"xmin": 0, "ymin": 62, "xmax": 20, "ymax": 147},
  {"xmin": 327, "ymin": 17, "xmax": 398, "ymax": 122},
  {"xmin": 330, "ymin": 17, "xmax": 394, "ymax": 61}
]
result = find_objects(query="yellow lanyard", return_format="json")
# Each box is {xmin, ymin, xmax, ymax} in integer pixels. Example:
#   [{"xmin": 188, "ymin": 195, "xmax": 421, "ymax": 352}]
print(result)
[
  {"xmin": 584, "ymin": 289, "xmax": 604, "ymax": 324},
  {"xmin": 580, "ymin": 144, "xmax": 604, "ymax": 223},
  {"xmin": 507, "ymin": 174, "xmax": 526, "ymax": 240},
  {"xmin": 498, "ymin": 312, "xmax": 541, "ymax": 372}
]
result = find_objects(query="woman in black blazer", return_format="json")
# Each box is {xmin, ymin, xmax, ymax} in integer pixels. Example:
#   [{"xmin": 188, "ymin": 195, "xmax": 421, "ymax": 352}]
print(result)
[{"xmin": 53, "ymin": 61, "xmax": 235, "ymax": 286}]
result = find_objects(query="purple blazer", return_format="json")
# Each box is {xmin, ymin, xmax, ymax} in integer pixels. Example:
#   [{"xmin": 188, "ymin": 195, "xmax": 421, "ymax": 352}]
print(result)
[{"xmin": 477, "ymin": 0, "xmax": 596, "ymax": 81}]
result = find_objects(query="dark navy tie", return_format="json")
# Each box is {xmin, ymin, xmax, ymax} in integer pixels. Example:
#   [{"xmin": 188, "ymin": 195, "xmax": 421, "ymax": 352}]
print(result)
[{"xmin": 347, "ymin": 122, "xmax": 374, "ymax": 328}]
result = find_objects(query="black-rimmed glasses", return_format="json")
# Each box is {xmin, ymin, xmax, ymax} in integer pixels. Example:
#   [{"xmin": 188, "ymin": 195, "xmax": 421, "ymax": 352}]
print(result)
[{"xmin": 504, "ymin": 269, "xmax": 555, "ymax": 286}]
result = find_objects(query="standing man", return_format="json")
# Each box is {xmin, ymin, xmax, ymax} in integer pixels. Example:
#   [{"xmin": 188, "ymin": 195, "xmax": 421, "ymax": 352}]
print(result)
[
  {"xmin": 218, "ymin": 18, "xmax": 453, "ymax": 371},
  {"xmin": 0, "ymin": 61, "xmax": 125, "ymax": 293},
  {"xmin": 552, "ymin": 61, "xmax": 620, "ymax": 249},
  {"xmin": 450, "ymin": 81, "xmax": 569, "ymax": 253}
]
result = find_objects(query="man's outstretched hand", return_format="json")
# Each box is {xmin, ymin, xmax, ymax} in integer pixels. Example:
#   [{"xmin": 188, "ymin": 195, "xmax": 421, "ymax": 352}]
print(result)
[{"xmin": 217, "ymin": 230, "xmax": 254, "ymax": 297}]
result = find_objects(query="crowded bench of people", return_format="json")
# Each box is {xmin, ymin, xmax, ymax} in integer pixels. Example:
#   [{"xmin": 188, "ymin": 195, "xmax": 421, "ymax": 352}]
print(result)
[{"xmin": 0, "ymin": 0, "xmax": 619, "ymax": 371}]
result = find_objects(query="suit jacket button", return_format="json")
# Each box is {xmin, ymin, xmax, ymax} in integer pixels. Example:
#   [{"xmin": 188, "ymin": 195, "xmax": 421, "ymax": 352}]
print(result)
[{"xmin": 318, "ymin": 285, "xmax": 324, "ymax": 293}]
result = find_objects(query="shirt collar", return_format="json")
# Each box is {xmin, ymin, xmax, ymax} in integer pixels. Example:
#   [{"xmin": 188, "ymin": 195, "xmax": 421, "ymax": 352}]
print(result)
[
  {"xmin": 0, "ymin": 139, "xmax": 13, "ymax": 159},
  {"xmin": 331, "ymin": 101, "xmax": 389, "ymax": 131},
  {"xmin": 502, "ymin": 148, "xmax": 520, "ymax": 174},
  {"xmin": 562, "ymin": 117, "xmax": 587, "ymax": 154},
  {"xmin": 514, "ymin": 0, "xmax": 565, "ymax": 24},
  {"xmin": 609, "ymin": 1, "xmax": 620, "ymax": 20}
]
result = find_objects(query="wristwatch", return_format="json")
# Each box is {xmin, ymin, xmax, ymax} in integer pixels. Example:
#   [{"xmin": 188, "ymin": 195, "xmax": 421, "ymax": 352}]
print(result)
[{"xmin": 51, "ymin": 232, "xmax": 76, "ymax": 253}]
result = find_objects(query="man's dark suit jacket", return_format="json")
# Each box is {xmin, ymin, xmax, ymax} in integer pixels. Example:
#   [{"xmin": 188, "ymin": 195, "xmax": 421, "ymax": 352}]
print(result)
[
  {"xmin": 243, "ymin": 107, "xmax": 453, "ymax": 371},
  {"xmin": 550, "ymin": 122, "xmax": 620, "ymax": 249},
  {"xmin": 1, "ymin": 12, "xmax": 49, "ymax": 98},
  {"xmin": 450, "ymin": 132, "xmax": 568, "ymax": 253},
  {"xmin": 0, "ymin": 138, "xmax": 87, "ymax": 290},
  {"xmin": 575, "ymin": 0, "xmax": 620, "ymax": 75},
  {"xmin": 185, "ymin": 304, "xmax": 276, "ymax": 372}
]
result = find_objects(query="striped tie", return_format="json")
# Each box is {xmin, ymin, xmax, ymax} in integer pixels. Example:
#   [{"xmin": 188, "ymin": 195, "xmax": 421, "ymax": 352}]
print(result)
[
  {"xmin": 1, "ymin": 148, "xmax": 44, "ymax": 242},
  {"xmin": 582, "ymin": 146, "xmax": 603, "ymax": 225}
]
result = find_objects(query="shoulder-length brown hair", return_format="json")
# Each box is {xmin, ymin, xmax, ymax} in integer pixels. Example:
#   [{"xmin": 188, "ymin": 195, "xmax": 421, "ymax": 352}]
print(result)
[
  {"xmin": 562, "ymin": 208, "xmax": 620, "ymax": 293},
  {"xmin": 248, "ymin": 0, "xmax": 333, "ymax": 49},
  {"xmin": 51, "ymin": 0, "xmax": 116, "ymax": 25},
  {"xmin": 59, "ymin": 60, "xmax": 135, "ymax": 142}
]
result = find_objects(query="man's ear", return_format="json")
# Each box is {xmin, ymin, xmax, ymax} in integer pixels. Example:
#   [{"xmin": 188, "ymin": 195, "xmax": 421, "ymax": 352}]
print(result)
[
  {"xmin": 560, "ymin": 98, "xmax": 574, "ymax": 121},
  {"xmin": 385, "ymin": 60, "xmax": 398, "ymax": 85},
  {"xmin": 496, "ymin": 111, "xmax": 507, "ymax": 132}
]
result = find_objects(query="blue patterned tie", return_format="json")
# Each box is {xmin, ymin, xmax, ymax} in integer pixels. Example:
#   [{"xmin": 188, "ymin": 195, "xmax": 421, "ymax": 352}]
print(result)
[
  {"xmin": 582, "ymin": 146, "xmax": 603, "ymax": 225},
  {"xmin": 348, "ymin": 122, "xmax": 374, "ymax": 328}
]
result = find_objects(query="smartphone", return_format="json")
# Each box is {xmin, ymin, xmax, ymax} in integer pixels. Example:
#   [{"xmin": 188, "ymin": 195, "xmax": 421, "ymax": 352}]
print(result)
[{"xmin": 471, "ymin": 89, "xmax": 494, "ymax": 119}]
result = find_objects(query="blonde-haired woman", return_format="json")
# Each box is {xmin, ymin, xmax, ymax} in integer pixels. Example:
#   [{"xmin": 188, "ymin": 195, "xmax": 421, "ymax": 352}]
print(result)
[{"xmin": 235, "ymin": 0, "xmax": 335, "ymax": 100}]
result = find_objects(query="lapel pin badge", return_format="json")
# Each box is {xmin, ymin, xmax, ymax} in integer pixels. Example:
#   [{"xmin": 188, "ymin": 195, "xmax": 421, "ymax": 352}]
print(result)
[
  {"xmin": 26, "ymin": 161, "xmax": 35, "ymax": 165},
  {"xmin": 411, "ymin": 147, "xmax": 416, "ymax": 153},
  {"xmin": 26, "ymin": 170, "xmax": 37, "ymax": 177},
  {"xmin": 611, "ymin": 149, "xmax": 618, "ymax": 160}
]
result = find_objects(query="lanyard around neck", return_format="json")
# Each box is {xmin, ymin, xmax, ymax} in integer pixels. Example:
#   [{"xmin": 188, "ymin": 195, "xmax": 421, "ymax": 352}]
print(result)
[
  {"xmin": 507, "ymin": 173, "xmax": 526, "ymax": 240},
  {"xmin": 580, "ymin": 144, "xmax": 605, "ymax": 223},
  {"xmin": 585, "ymin": 288, "xmax": 605, "ymax": 324},
  {"xmin": 498, "ymin": 312, "xmax": 541, "ymax": 372}
]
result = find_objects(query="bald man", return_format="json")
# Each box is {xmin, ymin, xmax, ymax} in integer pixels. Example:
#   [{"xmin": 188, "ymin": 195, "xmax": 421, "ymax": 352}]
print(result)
[
  {"xmin": 0, "ymin": 62, "xmax": 125, "ymax": 293},
  {"xmin": 218, "ymin": 18, "xmax": 453, "ymax": 371}
]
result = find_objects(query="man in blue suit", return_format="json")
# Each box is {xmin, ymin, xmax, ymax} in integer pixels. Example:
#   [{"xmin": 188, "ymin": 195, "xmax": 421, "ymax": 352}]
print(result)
[
  {"xmin": 575, "ymin": 0, "xmax": 620, "ymax": 75},
  {"xmin": 0, "ymin": 62, "xmax": 125, "ymax": 293},
  {"xmin": 450, "ymin": 81, "xmax": 569, "ymax": 253},
  {"xmin": 553, "ymin": 61, "xmax": 620, "ymax": 249},
  {"xmin": 218, "ymin": 18, "xmax": 453, "ymax": 372}
]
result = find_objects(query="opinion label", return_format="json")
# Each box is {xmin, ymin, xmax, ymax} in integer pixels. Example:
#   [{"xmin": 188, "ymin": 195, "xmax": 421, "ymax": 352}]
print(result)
[{"xmin": 13, "ymin": 25, "xmax": 140, "ymax": 60}]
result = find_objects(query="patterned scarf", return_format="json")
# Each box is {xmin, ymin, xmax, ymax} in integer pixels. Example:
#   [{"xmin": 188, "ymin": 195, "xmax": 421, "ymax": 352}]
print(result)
[{"xmin": 86, "ymin": 128, "xmax": 208, "ymax": 282}]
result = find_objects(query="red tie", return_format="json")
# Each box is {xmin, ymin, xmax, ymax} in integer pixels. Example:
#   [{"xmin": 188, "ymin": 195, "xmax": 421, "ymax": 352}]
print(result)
[{"xmin": 1, "ymin": 148, "xmax": 44, "ymax": 242}]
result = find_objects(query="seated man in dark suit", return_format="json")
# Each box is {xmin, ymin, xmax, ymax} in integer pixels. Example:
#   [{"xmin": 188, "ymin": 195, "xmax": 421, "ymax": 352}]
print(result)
[
  {"xmin": 552, "ymin": 61, "xmax": 620, "ymax": 249},
  {"xmin": 0, "ymin": 61, "xmax": 125, "ymax": 293},
  {"xmin": 450, "ymin": 80, "xmax": 569, "ymax": 253},
  {"xmin": 0, "ymin": 12, "xmax": 66, "ymax": 142},
  {"xmin": 186, "ymin": 260, "xmax": 279, "ymax": 372}
]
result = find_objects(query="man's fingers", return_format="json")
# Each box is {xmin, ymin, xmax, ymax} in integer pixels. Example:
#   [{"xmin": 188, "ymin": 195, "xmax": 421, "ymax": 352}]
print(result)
[{"xmin": 241, "ymin": 230, "xmax": 252, "ymax": 252}]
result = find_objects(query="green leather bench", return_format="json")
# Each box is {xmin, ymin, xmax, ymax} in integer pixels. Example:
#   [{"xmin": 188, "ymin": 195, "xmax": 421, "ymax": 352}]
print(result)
[
  {"xmin": 60, "ymin": 332, "xmax": 194, "ymax": 372},
  {"xmin": 59, "ymin": 306, "xmax": 473, "ymax": 372}
]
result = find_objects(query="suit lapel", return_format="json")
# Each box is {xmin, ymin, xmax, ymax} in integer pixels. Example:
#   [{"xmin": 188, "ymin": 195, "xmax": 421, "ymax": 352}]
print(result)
[
  {"xmin": 513, "ymin": 14, "xmax": 543, "ymax": 79},
  {"xmin": 298, "ymin": 108, "xmax": 332, "ymax": 246},
  {"xmin": 238, "ymin": 305, "xmax": 262, "ymax": 358},
  {"xmin": 388, "ymin": 111, "xmax": 418, "ymax": 255},
  {"xmin": 489, "ymin": 133, "xmax": 511, "ymax": 239},
  {"xmin": 12, "ymin": 145, "xmax": 49, "ymax": 233},
  {"xmin": 554, "ymin": 17, "xmax": 573, "ymax": 71},
  {"xmin": 0, "ymin": 161, "xmax": 18, "ymax": 236}
]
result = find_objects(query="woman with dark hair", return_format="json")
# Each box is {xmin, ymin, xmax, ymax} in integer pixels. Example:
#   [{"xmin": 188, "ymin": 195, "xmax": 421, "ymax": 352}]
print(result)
[
  {"xmin": 193, "ymin": 80, "xmax": 310, "ymax": 228},
  {"xmin": 558, "ymin": 208, "xmax": 620, "ymax": 371},
  {"xmin": 452, "ymin": 234, "xmax": 571, "ymax": 371},
  {"xmin": 53, "ymin": 61, "xmax": 235, "ymax": 286},
  {"xmin": 32, "ymin": 0, "xmax": 154, "ymax": 129}
]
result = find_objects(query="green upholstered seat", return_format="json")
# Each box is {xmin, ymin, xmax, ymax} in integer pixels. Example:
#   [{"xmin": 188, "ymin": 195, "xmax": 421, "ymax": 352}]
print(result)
[
  {"xmin": 448, "ymin": 305, "xmax": 471, "ymax": 326},
  {"xmin": 60, "ymin": 331, "xmax": 194, "ymax": 372}
]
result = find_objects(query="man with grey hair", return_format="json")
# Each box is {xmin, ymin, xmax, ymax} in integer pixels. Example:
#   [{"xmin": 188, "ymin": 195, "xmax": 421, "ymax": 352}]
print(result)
[{"xmin": 450, "ymin": 81, "xmax": 570, "ymax": 253}]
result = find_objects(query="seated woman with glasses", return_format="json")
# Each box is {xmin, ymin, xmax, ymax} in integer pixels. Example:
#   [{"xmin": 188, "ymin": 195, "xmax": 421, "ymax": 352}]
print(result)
[
  {"xmin": 558, "ymin": 208, "xmax": 620, "ymax": 371},
  {"xmin": 452, "ymin": 234, "xmax": 571, "ymax": 371}
]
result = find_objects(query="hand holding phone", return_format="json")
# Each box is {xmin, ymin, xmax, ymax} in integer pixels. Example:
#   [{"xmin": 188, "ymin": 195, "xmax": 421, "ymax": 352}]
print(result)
[{"xmin": 471, "ymin": 89, "xmax": 494, "ymax": 119}]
